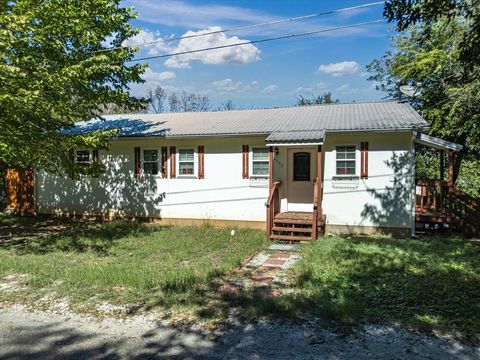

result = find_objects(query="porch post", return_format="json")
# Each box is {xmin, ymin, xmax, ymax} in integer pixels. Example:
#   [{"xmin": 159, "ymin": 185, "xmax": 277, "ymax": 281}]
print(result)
[
  {"xmin": 317, "ymin": 145, "xmax": 323, "ymax": 219},
  {"xmin": 269, "ymin": 146, "xmax": 274, "ymax": 189},
  {"xmin": 266, "ymin": 146, "xmax": 274, "ymax": 237},
  {"xmin": 440, "ymin": 150, "xmax": 445, "ymax": 181},
  {"xmin": 448, "ymin": 150, "xmax": 454, "ymax": 186}
]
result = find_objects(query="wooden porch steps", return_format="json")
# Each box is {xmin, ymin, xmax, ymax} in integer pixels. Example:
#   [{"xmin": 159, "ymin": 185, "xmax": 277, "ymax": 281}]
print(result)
[{"xmin": 270, "ymin": 212, "xmax": 322, "ymax": 242}]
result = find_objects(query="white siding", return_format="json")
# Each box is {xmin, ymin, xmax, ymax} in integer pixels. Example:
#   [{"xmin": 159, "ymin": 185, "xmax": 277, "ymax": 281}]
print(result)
[
  {"xmin": 322, "ymin": 132, "xmax": 415, "ymax": 230},
  {"xmin": 36, "ymin": 136, "xmax": 270, "ymax": 222},
  {"xmin": 36, "ymin": 132, "xmax": 415, "ymax": 231}
]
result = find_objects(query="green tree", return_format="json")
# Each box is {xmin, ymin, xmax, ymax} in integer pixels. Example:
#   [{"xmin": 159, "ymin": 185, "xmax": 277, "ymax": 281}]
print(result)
[
  {"xmin": 368, "ymin": 13, "xmax": 480, "ymax": 189},
  {"xmin": 384, "ymin": 0, "xmax": 480, "ymax": 69},
  {"xmin": 0, "ymin": 0, "xmax": 146, "ymax": 178},
  {"xmin": 296, "ymin": 91, "xmax": 339, "ymax": 106}
]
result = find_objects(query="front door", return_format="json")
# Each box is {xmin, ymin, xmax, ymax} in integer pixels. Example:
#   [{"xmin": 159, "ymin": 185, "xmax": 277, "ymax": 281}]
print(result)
[{"xmin": 287, "ymin": 148, "xmax": 316, "ymax": 212}]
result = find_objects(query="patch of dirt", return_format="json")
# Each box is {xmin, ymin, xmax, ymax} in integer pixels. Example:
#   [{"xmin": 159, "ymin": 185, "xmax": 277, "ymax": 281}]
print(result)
[{"xmin": 0, "ymin": 273, "xmax": 28, "ymax": 293}]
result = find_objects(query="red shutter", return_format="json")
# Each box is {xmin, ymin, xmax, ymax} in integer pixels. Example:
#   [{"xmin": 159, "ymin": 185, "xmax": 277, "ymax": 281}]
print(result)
[
  {"xmin": 170, "ymin": 146, "xmax": 176, "ymax": 178},
  {"xmin": 198, "ymin": 145, "xmax": 205, "ymax": 179},
  {"xmin": 361, "ymin": 142, "xmax": 369, "ymax": 179},
  {"xmin": 242, "ymin": 145, "xmax": 249, "ymax": 179},
  {"xmin": 134, "ymin": 147, "xmax": 141, "ymax": 178},
  {"xmin": 161, "ymin": 146, "xmax": 168, "ymax": 178},
  {"xmin": 92, "ymin": 149, "xmax": 99, "ymax": 162}
]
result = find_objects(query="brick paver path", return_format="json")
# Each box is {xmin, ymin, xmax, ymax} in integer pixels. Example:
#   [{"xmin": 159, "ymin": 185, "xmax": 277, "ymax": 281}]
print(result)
[{"xmin": 220, "ymin": 244, "xmax": 302, "ymax": 297}]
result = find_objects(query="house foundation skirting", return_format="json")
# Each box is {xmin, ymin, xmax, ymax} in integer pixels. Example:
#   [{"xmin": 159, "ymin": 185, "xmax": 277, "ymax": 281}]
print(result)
[
  {"xmin": 150, "ymin": 217, "xmax": 266, "ymax": 229},
  {"xmin": 325, "ymin": 224, "xmax": 411, "ymax": 237},
  {"xmin": 38, "ymin": 211, "xmax": 267, "ymax": 230}
]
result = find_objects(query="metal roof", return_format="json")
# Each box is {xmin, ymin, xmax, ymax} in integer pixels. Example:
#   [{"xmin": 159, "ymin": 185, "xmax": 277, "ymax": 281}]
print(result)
[
  {"xmin": 415, "ymin": 133, "xmax": 463, "ymax": 152},
  {"xmin": 71, "ymin": 101, "xmax": 429, "ymax": 138},
  {"xmin": 266, "ymin": 130, "xmax": 326, "ymax": 144}
]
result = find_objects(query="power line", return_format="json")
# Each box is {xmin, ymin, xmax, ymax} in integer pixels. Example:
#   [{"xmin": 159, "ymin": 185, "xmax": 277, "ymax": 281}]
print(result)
[
  {"xmin": 127, "ymin": 20, "xmax": 384, "ymax": 63},
  {"xmin": 98, "ymin": 1, "xmax": 384, "ymax": 53}
]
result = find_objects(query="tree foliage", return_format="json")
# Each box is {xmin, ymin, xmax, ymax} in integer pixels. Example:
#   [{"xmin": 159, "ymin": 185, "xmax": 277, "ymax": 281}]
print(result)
[
  {"xmin": 0, "ymin": 0, "xmax": 146, "ymax": 176},
  {"xmin": 369, "ymin": 1, "xmax": 480, "ymax": 192},
  {"xmin": 296, "ymin": 92, "xmax": 339, "ymax": 106},
  {"xmin": 384, "ymin": 0, "xmax": 480, "ymax": 69}
]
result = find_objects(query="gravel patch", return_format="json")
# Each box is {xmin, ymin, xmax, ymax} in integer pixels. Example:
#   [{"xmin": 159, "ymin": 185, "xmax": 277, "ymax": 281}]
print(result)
[{"xmin": 0, "ymin": 305, "xmax": 478, "ymax": 359}]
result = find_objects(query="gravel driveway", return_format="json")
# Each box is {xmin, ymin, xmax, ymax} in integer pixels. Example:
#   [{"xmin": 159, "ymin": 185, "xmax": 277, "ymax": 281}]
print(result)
[{"xmin": 0, "ymin": 306, "xmax": 478, "ymax": 359}]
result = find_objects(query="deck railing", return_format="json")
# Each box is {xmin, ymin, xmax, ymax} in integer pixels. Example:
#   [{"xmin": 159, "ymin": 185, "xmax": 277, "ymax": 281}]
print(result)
[
  {"xmin": 416, "ymin": 179, "xmax": 480, "ymax": 236},
  {"xmin": 265, "ymin": 181, "xmax": 281, "ymax": 237},
  {"xmin": 415, "ymin": 179, "xmax": 450, "ymax": 213}
]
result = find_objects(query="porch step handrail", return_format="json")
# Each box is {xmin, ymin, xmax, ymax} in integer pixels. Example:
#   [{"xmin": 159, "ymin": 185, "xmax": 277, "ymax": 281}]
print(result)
[
  {"xmin": 312, "ymin": 177, "xmax": 319, "ymax": 240},
  {"xmin": 266, "ymin": 181, "xmax": 282, "ymax": 237}
]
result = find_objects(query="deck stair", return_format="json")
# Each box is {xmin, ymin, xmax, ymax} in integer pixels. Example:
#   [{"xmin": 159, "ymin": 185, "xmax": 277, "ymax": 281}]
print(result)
[{"xmin": 270, "ymin": 212, "xmax": 324, "ymax": 242}]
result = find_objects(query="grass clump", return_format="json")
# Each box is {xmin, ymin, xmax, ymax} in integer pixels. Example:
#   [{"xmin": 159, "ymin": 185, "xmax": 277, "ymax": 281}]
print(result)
[
  {"xmin": 0, "ymin": 216, "xmax": 266, "ymax": 315},
  {"xmin": 289, "ymin": 235, "xmax": 480, "ymax": 341}
]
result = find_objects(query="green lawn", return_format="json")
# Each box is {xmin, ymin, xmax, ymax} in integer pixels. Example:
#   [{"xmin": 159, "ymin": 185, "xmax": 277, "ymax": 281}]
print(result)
[
  {"xmin": 1, "ymin": 215, "xmax": 479, "ymax": 341},
  {"xmin": 279, "ymin": 235, "xmax": 480, "ymax": 342},
  {"xmin": 0, "ymin": 215, "xmax": 266, "ymax": 315}
]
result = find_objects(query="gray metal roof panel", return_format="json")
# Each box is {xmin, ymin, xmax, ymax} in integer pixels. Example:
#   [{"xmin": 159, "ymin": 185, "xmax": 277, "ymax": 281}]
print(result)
[
  {"xmin": 266, "ymin": 130, "xmax": 326, "ymax": 143},
  {"xmin": 71, "ymin": 101, "xmax": 428, "ymax": 138}
]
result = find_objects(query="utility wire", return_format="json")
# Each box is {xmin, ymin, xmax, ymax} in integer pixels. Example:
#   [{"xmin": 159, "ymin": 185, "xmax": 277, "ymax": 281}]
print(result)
[
  {"xmin": 127, "ymin": 20, "xmax": 384, "ymax": 63},
  {"xmin": 97, "ymin": 1, "xmax": 384, "ymax": 53}
]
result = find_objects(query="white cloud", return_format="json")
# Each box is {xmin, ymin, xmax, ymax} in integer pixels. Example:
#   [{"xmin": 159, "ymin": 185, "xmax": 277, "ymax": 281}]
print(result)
[
  {"xmin": 131, "ymin": 1, "xmax": 271, "ymax": 30},
  {"xmin": 142, "ymin": 68, "xmax": 176, "ymax": 81},
  {"xmin": 211, "ymin": 78, "xmax": 243, "ymax": 92},
  {"xmin": 261, "ymin": 85, "xmax": 278, "ymax": 94},
  {"xmin": 335, "ymin": 83, "xmax": 377, "ymax": 95},
  {"xmin": 164, "ymin": 26, "xmax": 260, "ymax": 68},
  {"xmin": 122, "ymin": 29, "xmax": 169, "ymax": 56},
  {"xmin": 317, "ymin": 61, "xmax": 360, "ymax": 77}
]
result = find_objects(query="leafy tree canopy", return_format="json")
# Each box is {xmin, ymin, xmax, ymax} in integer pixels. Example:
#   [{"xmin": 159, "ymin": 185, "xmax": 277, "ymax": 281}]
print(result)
[
  {"xmin": 371, "ymin": 1, "xmax": 480, "ymax": 192},
  {"xmin": 384, "ymin": 0, "xmax": 480, "ymax": 69},
  {"xmin": 0, "ymin": 0, "xmax": 146, "ymax": 177},
  {"xmin": 296, "ymin": 92, "xmax": 339, "ymax": 106}
]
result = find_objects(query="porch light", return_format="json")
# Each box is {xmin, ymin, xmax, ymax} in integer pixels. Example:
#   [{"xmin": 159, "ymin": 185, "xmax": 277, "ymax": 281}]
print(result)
[{"xmin": 274, "ymin": 147, "xmax": 279, "ymax": 156}]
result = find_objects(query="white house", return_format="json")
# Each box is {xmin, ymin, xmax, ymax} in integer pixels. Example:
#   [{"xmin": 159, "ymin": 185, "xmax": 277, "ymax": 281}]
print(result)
[{"xmin": 31, "ymin": 100, "xmax": 435, "ymax": 239}]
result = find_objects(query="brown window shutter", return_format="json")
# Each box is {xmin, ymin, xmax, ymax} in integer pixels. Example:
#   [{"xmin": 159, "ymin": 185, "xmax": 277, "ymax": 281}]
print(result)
[
  {"xmin": 198, "ymin": 145, "xmax": 205, "ymax": 179},
  {"xmin": 161, "ymin": 146, "xmax": 168, "ymax": 178},
  {"xmin": 361, "ymin": 142, "xmax": 369, "ymax": 179},
  {"xmin": 92, "ymin": 149, "xmax": 99, "ymax": 162},
  {"xmin": 242, "ymin": 145, "xmax": 249, "ymax": 179},
  {"xmin": 170, "ymin": 146, "xmax": 176, "ymax": 178},
  {"xmin": 134, "ymin": 146, "xmax": 141, "ymax": 178}
]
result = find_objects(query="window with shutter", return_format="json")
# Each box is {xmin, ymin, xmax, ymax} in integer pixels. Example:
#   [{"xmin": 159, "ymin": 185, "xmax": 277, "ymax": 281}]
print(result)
[
  {"xmin": 143, "ymin": 149, "xmax": 159, "ymax": 175},
  {"xmin": 251, "ymin": 147, "xmax": 269, "ymax": 177},
  {"xmin": 336, "ymin": 146, "xmax": 356, "ymax": 175},
  {"xmin": 178, "ymin": 149, "xmax": 195, "ymax": 175}
]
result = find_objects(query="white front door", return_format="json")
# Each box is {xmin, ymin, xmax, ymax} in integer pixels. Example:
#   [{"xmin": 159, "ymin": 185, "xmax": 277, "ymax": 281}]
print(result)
[{"xmin": 287, "ymin": 148, "xmax": 316, "ymax": 212}]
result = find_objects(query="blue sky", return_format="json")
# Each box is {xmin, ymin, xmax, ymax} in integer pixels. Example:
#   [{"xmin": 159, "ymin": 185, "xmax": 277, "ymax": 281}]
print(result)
[{"xmin": 124, "ymin": 0, "xmax": 393, "ymax": 108}]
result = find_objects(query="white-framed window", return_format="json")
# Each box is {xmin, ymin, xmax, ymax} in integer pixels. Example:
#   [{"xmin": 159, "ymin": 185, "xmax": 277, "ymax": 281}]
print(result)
[
  {"xmin": 336, "ymin": 145, "xmax": 356, "ymax": 175},
  {"xmin": 178, "ymin": 148, "xmax": 195, "ymax": 176},
  {"xmin": 251, "ymin": 147, "xmax": 269, "ymax": 177},
  {"xmin": 76, "ymin": 150, "xmax": 92, "ymax": 165},
  {"xmin": 143, "ymin": 149, "xmax": 159, "ymax": 175}
]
